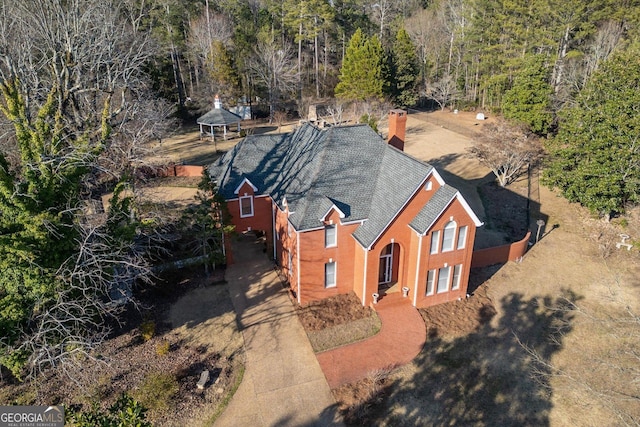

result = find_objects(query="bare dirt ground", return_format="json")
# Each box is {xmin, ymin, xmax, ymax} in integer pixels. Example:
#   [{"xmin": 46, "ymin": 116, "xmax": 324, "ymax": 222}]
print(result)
[
  {"xmin": 342, "ymin": 110, "xmax": 640, "ymax": 427},
  {"xmin": 0, "ymin": 269, "xmax": 243, "ymax": 426},
  {"xmin": 132, "ymin": 111, "xmax": 639, "ymax": 426}
]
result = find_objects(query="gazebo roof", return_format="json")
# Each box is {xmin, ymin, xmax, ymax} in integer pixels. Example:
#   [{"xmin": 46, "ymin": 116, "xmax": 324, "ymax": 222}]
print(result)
[{"xmin": 197, "ymin": 106, "xmax": 242, "ymax": 126}]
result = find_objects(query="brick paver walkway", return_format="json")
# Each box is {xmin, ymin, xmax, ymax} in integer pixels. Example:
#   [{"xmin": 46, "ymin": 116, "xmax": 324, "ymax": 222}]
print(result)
[{"xmin": 316, "ymin": 292, "xmax": 426, "ymax": 389}]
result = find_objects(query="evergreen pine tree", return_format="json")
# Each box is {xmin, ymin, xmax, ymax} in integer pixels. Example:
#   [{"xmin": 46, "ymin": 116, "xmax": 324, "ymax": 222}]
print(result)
[
  {"xmin": 543, "ymin": 48, "xmax": 640, "ymax": 216},
  {"xmin": 210, "ymin": 41, "xmax": 242, "ymax": 100},
  {"xmin": 335, "ymin": 29, "xmax": 385, "ymax": 102},
  {"xmin": 391, "ymin": 28, "xmax": 420, "ymax": 107},
  {"xmin": 502, "ymin": 55, "xmax": 553, "ymax": 135}
]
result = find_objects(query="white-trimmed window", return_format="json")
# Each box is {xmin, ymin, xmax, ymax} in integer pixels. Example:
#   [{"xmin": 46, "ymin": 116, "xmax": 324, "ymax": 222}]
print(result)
[
  {"xmin": 425, "ymin": 180, "xmax": 433, "ymax": 191},
  {"xmin": 325, "ymin": 261, "xmax": 337, "ymax": 288},
  {"xmin": 288, "ymin": 251, "xmax": 293, "ymax": 276},
  {"xmin": 452, "ymin": 264, "xmax": 462, "ymax": 290},
  {"xmin": 430, "ymin": 230, "xmax": 440, "ymax": 254},
  {"xmin": 239, "ymin": 195, "xmax": 254, "ymax": 218},
  {"xmin": 325, "ymin": 224, "xmax": 337, "ymax": 248},
  {"xmin": 437, "ymin": 265, "xmax": 450, "ymax": 293},
  {"xmin": 457, "ymin": 225, "xmax": 468, "ymax": 250},
  {"xmin": 426, "ymin": 269, "xmax": 436, "ymax": 295},
  {"xmin": 442, "ymin": 221, "xmax": 456, "ymax": 252}
]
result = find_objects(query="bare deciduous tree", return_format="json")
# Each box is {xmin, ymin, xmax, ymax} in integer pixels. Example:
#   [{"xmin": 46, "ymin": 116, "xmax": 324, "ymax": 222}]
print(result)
[
  {"xmin": 19, "ymin": 219, "xmax": 153, "ymax": 381},
  {"xmin": 426, "ymin": 74, "xmax": 460, "ymax": 111},
  {"xmin": 469, "ymin": 119, "xmax": 543, "ymax": 187},
  {"xmin": 0, "ymin": 0, "xmax": 172, "ymax": 379},
  {"xmin": 518, "ymin": 279, "xmax": 640, "ymax": 427},
  {"xmin": 248, "ymin": 39, "xmax": 298, "ymax": 123},
  {"xmin": 368, "ymin": 0, "xmax": 398, "ymax": 41},
  {"xmin": 187, "ymin": 11, "xmax": 233, "ymax": 95},
  {"xmin": 324, "ymin": 101, "xmax": 345, "ymax": 126}
]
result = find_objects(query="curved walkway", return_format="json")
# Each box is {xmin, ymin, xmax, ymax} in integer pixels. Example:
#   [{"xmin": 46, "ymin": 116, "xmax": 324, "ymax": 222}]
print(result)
[
  {"xmin": 317, "ymin": 292, "xmax": 427, "ymax": 389},
  {"xmin": 215, "ymin": 234, "xmax": 342, "ymax": 427}
]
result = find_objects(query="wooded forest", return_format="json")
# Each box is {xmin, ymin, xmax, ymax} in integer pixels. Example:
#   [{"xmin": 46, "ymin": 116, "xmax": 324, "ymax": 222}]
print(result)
[
  {"xmin": 0, "ymin": 0, "xmax": 639, "ymax": 388},
  {"xmin": 134, "ymin": 0, "xmax": 640, "ymax": 116}
]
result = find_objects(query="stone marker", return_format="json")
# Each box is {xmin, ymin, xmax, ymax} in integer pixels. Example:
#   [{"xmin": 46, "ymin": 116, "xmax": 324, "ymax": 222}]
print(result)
[{"xmin": 197, "ymin": 370, "xmax": 210, "ymax": 390}]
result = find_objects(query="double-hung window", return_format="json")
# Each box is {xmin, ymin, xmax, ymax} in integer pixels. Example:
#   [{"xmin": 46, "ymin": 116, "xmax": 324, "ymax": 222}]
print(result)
[
  {"xmin": 325, "ymin": 224, "xmax": 337, "ymax": 248},
  {"xmin": 426, "ymin": 269, "xmax": 436, "ymax": 295},
  {"xmin": 457, "ymin": 226, "xmax": 468, "ymax": 249},
  {"xmin": 325, "ymin": 262, "xmax": 337, "ymax": 288},
  {"xmin": 430, "ymin": 230, "xmax": 440, "ymax": 254},
  {"xmin": 239, "ymin": 195, "xmax": 254, "ymax": 218},
  {"xmin": 437, "ymin": 266, "xmax": 450, "ymax": 293},
  {"xmin": 452, "ymin": 264, "xmax": 462, "ymax": 290},
  {"xmin": 442, "ymin": 221, "xmax": 456, "ymax": 252}
]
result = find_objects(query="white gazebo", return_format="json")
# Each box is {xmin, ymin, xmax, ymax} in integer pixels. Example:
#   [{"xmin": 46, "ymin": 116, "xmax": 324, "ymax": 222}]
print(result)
[{"xmin": 197, "ymin": 95, "xmax": 242, "ymax": 144}]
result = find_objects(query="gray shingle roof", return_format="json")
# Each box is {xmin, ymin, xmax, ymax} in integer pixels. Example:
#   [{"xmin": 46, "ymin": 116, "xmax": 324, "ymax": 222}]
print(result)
[
  {"xmin": 409, "ymin": 185, "xmax": 459, "ymax": 234},
  {"xmin": 351, "ymin": 147, "xmax": 434, "ymax": 247},
  {"xmin": 197, "ymin": 107, "xmax": 242, "ymax": 126},
  {"xmin": 209, "ymin": 123, "xmax": 440, "ymax": 247}
]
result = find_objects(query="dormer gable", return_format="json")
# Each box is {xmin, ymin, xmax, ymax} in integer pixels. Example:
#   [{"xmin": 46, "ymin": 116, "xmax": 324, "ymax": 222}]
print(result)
[
  {"xmin": 234, "ymin": 177, "xmax": 258, "ymax": 196},
  {"xmin": 409, "ymin": 186, "xmax": 483, "ymax": 236},
  {"xmin": 424, "ymin": 169, "xmax": 445, "ymax": 192},
  {"xmin": 320, "ymin": 204, "xmax": 346, "ymax": 224}
]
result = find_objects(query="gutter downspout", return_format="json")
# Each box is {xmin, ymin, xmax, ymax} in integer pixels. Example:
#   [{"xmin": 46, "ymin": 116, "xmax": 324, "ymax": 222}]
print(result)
[
  {"xmin": 413, "ymin": 233, "xmax": 423, "ymax": 307},
  {"xmin": 220, "ymin": 209, "xmax": 226, "ymax": 258},
  {"xmin": 297, "ymin": 230, "xmax": 301, "ymax": 304},
  {"xmin": 272, "ymin": 203, "xmax": 277, "ymax": 260},
  {"xmin": 362, "ymin": 249, "xmax": 368, "ymax": 306}
]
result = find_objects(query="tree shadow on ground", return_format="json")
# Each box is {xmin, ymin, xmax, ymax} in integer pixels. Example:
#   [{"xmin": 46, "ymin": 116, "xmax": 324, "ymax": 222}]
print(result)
[{"xmin": 353, "ymin": 290, "xmax": 580, "ymax": 426}]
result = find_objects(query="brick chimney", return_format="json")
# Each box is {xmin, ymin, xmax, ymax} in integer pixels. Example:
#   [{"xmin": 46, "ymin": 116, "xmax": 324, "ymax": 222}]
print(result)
[{"xmin": 388, "ymin": 109, "xmax": 407, "ymax": 151}]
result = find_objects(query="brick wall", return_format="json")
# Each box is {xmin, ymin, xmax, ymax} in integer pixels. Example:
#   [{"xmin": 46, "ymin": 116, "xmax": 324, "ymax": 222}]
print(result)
[
  {"xmin": 159, "ymin": 164, "xmax": 205, "ymax": 177},
  {"xmin": 413, "ymin": 199, "xmax": 477, "ymax": 308},
  {"xmin": 296, "ymin": 209, "xmax": 360, "ymax": 305},
  {"xmin": 471, "ymin": 231, "xmax": 531, "ymax": 268}
]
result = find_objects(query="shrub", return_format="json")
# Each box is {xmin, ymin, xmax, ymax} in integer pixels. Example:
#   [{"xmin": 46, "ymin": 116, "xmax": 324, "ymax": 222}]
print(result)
[
  {"xmin": 68, "ymin": 393, "xmax": 152, "ymax": 427},
  {"xmin": 156, "ymin": 340, "xmax": 170, "ymax": 356},
  {"xmin": 133, "ymin": 372, "xmax": 179, "ymax": 411},
  {"xmin": 140, "ymin": 321, "xmax": 155, "ymax": 342}
]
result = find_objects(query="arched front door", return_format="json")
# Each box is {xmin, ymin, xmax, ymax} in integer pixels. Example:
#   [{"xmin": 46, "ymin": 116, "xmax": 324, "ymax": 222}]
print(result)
[{"xmin": 378, "ymin": 243, "xmax": 400, "ymax": 292}]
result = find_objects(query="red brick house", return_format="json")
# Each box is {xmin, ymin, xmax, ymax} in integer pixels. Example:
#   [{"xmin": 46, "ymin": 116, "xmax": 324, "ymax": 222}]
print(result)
[{"xmin": 209, "ymin": 110, "xmax": 483, "ymax": 308}]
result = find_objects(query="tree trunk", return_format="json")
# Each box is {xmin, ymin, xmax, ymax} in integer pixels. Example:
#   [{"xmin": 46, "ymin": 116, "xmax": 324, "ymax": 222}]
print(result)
[
  {"xmin": 447, "ymin": 31, "xmax": 454, "ymax": 76},
  {"xmin": 170, "ymin": 42, "xmax": 185, "ymax": 106},
  {"xmin": 314, "ymin": 30, "xmax": 320, "ymax": 98},
  {"xmin": 552, "ymin": 25, "xmax": 571, "ymax": 94},
  {"xmin": 298, "ymin": 21, "xmax": 303, "ymax": 100}
]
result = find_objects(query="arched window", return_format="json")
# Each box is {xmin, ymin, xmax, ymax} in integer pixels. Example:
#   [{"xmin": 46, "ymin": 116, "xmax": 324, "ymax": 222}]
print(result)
[{"xmin": 441, "ymin": 221, "xmax": 457, "ymax": 252}]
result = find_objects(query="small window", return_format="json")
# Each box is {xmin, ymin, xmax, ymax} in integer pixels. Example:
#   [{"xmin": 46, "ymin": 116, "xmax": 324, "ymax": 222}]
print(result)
[
  {"xmin": 288, "ymin": 223, "xmax": 293, "ymax": 237},
  {"xmin": 452, "ymin": 264, "xmax": 462, "ymax": 290},
  {"xmin": 288, "ymin": 251, "xmax": 293, "ymax": 276},
  {"xmin": 239, "ymin": 195, "xmax": 254, "ymax": 218},
  {"xmin": 457, "ymin": 225, "xmax": 468, "ymax": 249},
  {"xmin": 325, "ymin": 262, "xmax": 336, "ymax": 288},
  {"xmin": 437, "ymin": 266, "xmax": 450, "ymax": 293},
  {"xmin": 442, "ymin": 221, "xmax": 456, "ymax": 252},
  {"xmin": 425, "ymin": 181, "xmax": 433, "ymax": 191},
  {"xmin": 430, "ymin": 230, "xmax": 440, "ymax": 254},
  {"xmin": 426, "ymin": 269, "xmax": 436, "ymax": 295},
  {"xmin": 325, "ymin": 224, "xmax": 337, "ymax": 248}
]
